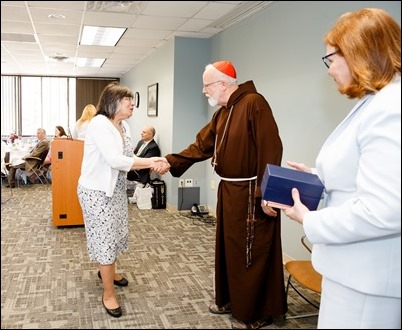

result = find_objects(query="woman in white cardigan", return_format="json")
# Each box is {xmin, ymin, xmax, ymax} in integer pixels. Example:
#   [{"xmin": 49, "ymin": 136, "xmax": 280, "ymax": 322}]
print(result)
[
  {"xmin": 78, "ymin": 82, "xmax": 169, "ymax": 318},
  {"xmin": 268, "ymin": 8, "xmax": 401, "ymax": 329}
]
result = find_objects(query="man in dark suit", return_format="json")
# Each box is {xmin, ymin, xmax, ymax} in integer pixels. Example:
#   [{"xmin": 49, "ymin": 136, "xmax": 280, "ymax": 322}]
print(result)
[
  {"xmin": 6, "ymin": 128, "xmax": 49, "ymax": 188},
  {"xmin": 127, "ymin": 125, "xmax": 161, "ymax": 185}
]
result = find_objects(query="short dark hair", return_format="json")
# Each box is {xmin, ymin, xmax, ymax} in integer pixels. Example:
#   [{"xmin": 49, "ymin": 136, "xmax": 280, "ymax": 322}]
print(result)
[{"xmin": 96, "ymin": 82, "xmax": 134, "ymax": 119}]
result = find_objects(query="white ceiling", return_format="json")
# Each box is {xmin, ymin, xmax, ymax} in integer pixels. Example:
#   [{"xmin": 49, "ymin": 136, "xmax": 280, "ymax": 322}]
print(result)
[{"xmin": 1, "ymin": 1, "xmax": 274, "ymax": 78}]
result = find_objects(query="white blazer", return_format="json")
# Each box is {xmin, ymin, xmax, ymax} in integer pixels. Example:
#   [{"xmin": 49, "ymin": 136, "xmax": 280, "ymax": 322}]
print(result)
[
  {"xmin": 304, "ymin": 75, "xmax": 401, "ymax": 298},
  {"xmin": 78, "ymin": 115, "xmax": 136, "ymax": 197}
]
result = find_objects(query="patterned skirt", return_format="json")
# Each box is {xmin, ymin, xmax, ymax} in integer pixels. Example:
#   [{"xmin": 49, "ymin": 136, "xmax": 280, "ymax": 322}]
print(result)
[{"xmin": 77, "ymin": 172, "xmax": 128, "ymax": 265}]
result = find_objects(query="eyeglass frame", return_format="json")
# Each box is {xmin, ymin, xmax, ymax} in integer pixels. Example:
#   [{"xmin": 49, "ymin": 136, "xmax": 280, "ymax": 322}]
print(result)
[
  {"xmin": 202, "ymin": 81, "xmax": 222, "ymax": 89},
  {"xmin": 321, "ymin": 51, "xmax": 338, "ymax": 69}
]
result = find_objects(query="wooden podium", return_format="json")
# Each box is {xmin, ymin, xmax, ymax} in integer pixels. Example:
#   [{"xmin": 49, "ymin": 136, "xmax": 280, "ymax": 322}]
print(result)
[{"xmin": 51, "ymin": 139, "xmax": 84, "ymax": 226}]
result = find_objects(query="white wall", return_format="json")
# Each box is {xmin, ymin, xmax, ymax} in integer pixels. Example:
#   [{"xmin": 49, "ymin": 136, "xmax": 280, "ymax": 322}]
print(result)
[
  {"xmin": 121, "ymin": 38, "xmax": 175, "ymax": 181},
  {"xmin": 121, "ymin": 1, "xmax": 401, "ymax": 260},
  {"xmin": 121, "ymin": 37, "xmax": 211, "ymax": 209}
]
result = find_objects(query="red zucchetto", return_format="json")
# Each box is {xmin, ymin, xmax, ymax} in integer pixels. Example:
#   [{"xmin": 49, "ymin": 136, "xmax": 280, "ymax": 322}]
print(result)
[{"xmin": 212, "ymin": 61, "xmax": 237, "ymax": 79}]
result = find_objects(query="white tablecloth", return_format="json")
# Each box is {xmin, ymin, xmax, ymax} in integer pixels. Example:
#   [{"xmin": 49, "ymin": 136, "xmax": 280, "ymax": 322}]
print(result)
[{"xmin": 5, "ymin": 147, "xmax": 30, "ymax": 166}]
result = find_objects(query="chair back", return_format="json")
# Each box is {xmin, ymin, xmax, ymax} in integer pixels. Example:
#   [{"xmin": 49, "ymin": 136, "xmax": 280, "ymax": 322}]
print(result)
[
  {"xmin": 39, "ymin": 148, "xmax": 49, "ymax": 166},
  {"xmin": 24, "ymin": 148, "xmax": 47, "ymax": 172},
  {"xmin": 1, "ymin": 141, "xmax": 6, "ymax": 162},
  {"xmin": 284, "ymin": 234, "xmax": 322, "ymax": 319},
  {"xmin": 1, "ymin": 141, "xmax": 8, "ymax": 175}
]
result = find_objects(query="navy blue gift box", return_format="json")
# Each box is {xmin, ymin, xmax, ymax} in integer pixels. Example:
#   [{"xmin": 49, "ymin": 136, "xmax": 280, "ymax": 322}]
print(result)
[{"xmin": 261, "ymin": 164, "xmax": 325, "ymax": 211}]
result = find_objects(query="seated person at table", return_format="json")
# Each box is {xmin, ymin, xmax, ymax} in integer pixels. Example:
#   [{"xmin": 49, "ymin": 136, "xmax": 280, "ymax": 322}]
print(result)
[
  {"xmin": 6, "ymin": 128, "xmax": 49, "ymax": 188},
  {"xmin": 127, "ymin": 125, "xmax": 161, "ymax": 185},
  {"xmin": 43, "ymin": 125, "xmax": 68, "ymax": 166},
  {"xmin": 43, "ymin": 126, "xmax": 68, "ymax": 181}
]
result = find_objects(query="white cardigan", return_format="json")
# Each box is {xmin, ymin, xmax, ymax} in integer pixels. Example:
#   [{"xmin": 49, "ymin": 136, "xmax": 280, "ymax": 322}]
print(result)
[
  {"xmin": 78, "ymin": 115, "xmax": 136, "ymax": 197},
  {"xmin": 304, "ymin": 75, "xmax": 401, "ymax": 298}
]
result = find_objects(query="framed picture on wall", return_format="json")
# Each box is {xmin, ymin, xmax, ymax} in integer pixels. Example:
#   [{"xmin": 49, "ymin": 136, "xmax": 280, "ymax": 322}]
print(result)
[
  {"xmin": 147, "ymin": 83, "xmax": 158, "ymax": 116},
  {"xmin": 134, "ymin": 91, "xmax": 140, "ymax": 108}
]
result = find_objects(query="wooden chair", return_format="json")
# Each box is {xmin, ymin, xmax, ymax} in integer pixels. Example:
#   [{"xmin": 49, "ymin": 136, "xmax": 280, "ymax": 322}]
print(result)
[{"xmin": 285, "ymin": 235, "xmax": 322, "ymax": 319}]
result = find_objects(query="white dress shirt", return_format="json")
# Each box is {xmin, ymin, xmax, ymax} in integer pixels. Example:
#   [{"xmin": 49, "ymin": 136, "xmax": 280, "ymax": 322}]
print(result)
[{"xmin": 136, "ymin": 141, "xmax": 148, "ymax": 156}]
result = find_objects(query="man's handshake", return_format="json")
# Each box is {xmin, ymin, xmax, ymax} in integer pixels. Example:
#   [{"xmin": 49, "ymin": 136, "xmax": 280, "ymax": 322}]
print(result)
[{"xmin": 149, "ymin": 157, "xmax": 171, "ymax": 175}]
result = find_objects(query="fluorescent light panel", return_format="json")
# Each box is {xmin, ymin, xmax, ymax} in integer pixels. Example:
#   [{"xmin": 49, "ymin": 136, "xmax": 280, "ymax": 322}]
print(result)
[
  {"xmin": 80, "ymin": 25, "xmax": 126, "ymax": 46},
  {"xmin": 76, "ymin": 58, "xmax": 106, "ymax": 68}
]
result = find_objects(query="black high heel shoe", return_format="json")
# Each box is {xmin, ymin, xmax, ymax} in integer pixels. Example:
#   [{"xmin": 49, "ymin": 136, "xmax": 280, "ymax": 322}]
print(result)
[
  {"xmin": 102, "ymin": 295, "xmax": 122, "ymax": 318},
  {"xmin": 98, "ymin": 270, "xmax": 128, "ymax": 287}
]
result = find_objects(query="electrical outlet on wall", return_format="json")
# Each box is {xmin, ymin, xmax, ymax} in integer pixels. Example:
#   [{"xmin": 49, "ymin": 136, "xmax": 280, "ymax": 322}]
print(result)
[
  {"xmin": 185, "ymin": 178, "xmax": 193, "ymax": 187},
  {"xmin": 193, "ymin": 179, "xmax": 199, "ymax": 186},
  {"xmin": 179, "ymin": 179, "xmax": 184, "ymax": 187}
]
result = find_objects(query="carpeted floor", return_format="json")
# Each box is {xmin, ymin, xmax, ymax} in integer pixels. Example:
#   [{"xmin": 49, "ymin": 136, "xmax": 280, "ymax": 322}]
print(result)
[{"xmin": 1, "ymin": 184, "xmax": 320, "ymax": 329}]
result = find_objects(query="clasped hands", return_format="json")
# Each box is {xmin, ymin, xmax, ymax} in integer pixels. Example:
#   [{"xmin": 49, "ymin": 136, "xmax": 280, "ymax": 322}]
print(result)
[{"xmin": 149, "ymin": 157, "xmax": 171, "ymax": 175}]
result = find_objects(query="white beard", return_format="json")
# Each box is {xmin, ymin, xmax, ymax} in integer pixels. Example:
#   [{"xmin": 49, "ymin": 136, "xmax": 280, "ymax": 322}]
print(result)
[{"xmin": 208, "ymin": 96, "xmax": 219, "ymax": 107}]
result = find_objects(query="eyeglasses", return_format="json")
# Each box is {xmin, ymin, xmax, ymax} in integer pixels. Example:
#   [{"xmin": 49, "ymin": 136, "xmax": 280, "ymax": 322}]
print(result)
[
  {"xmin": 203, "ymin": 81, "xmax": 221, "ymax": 89},
  {"xmin": 321, "ymin": 51, "xmax": 338, "ymax": 68}
]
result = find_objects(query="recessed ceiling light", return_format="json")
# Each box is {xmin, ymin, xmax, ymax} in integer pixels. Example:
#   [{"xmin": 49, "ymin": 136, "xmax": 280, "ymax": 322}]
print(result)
[{"xmin": 80, "ymin": 25, "xmax": 126, "ymax": 46}]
